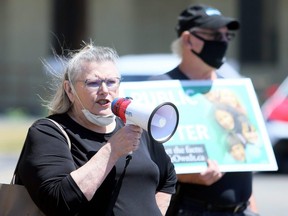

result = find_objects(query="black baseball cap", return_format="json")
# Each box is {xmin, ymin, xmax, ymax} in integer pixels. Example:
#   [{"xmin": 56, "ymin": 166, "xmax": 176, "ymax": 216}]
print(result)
[{"xmin": 176, "ymin": 4, "xmax": 240, "ymax": 37}]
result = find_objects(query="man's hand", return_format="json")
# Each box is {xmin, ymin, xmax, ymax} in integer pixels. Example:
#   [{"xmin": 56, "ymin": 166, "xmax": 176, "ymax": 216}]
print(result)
[{"xmin": 177, "ymin": 159, "xmax": 224, "ymax": 185}]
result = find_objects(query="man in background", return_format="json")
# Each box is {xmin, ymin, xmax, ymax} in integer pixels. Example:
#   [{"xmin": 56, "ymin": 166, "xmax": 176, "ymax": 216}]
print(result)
[{"xmin": 150, "ymin": 4, "xmax": 260, "ymax": 216}]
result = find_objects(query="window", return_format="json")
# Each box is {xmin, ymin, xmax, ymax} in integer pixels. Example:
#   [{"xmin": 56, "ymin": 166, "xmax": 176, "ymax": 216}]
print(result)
[
  {"xmin": 239, "ymin": 0, "xmax": 278, "ymax": 64},
  {"xmin": 52, "ymin": 0, "xmax": 87, "ymax": 55}
]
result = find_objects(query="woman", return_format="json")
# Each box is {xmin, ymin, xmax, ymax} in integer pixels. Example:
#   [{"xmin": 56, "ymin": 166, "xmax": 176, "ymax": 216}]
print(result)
[{"xmin": 15, "ymin": 44, "xmax": 176, "ymax": 216}]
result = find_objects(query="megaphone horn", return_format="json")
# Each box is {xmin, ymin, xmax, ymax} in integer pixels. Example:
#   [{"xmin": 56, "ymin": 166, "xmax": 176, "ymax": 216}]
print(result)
[{"xmin": 111, "ymin": 97, "xmax": 179, "ymax": 143}]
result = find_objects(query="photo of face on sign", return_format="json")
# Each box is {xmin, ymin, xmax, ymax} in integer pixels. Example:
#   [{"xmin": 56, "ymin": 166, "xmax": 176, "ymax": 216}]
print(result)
[
  {"xmin": 226, "ymin": 132, "xmax": 247, "ymax": 162},
  {"xmin": 205, "ymin": 88, "xmax": 247, "ymax": 115},
  {"xmin": 207, "ymin": 89, "xmax": 263, "ymax": 164}
]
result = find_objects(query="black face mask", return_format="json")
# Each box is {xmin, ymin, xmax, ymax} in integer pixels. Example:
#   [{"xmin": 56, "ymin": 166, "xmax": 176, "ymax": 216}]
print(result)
[{"xmin": 191, "ymin": 33, "xmax": 228, "ymax": 69}]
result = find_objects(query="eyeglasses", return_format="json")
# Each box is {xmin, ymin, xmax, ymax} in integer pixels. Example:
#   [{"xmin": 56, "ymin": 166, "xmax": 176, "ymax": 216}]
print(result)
[
  {"xmin": 190, "ymin": 31, "xmax": 235, "ymax": 41},
  {"xmin": 79, "ymin": 77, "xmax": 121, "ymax": 91}
]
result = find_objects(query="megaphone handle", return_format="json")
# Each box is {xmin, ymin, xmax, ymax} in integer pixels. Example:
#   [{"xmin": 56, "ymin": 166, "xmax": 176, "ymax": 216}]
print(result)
[{"xmin": 126, "ymin": 120, "xmax": 134, "ymax": 155}]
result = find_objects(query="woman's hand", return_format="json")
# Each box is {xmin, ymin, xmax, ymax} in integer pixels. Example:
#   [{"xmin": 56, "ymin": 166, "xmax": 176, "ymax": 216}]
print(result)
[{"xmin": 109, "ymin": 124, "xmax": 143, "ymax": 157}]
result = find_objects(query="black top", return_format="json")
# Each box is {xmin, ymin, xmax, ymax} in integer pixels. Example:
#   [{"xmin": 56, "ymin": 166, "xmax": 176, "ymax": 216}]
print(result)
[
  {"xmin": 149, "ymin": 66, "xmax": 252, "ymax": 205},
  {"xmin": 15, "ymin": 113, "xmax": 176, "ymax": 216}
]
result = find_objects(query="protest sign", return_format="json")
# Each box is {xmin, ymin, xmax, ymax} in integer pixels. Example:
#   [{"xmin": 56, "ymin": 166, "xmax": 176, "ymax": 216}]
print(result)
[{"xmin": 119, "ymin": 79, "xmax": 278, "ymax": 173}]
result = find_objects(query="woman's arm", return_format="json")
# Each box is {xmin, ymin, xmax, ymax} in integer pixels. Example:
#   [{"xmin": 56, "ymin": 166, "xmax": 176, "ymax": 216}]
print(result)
[
  {"xmin": 71, "ymin": 125, "xmax": 142, "ymax": 200},
  {"xmin": 155, "ymin": 192, "xmax": 172, "ymax": 215},
  {"xmin": 248, "ymin": 194, "xmax": 259, "ymax": 213}
]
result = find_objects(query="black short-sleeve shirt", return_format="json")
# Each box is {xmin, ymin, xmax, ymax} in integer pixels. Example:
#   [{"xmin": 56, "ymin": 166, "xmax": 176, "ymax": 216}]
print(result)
[{"xmin": 16, "ymin": 113, "xmax": 176, "ymax": 216}]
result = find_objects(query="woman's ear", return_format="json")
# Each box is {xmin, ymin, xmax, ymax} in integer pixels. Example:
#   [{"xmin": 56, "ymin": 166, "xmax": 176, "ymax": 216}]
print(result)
[{"xmin": 64, "ymin": 80, "xmax": 75, "ymax": 103}]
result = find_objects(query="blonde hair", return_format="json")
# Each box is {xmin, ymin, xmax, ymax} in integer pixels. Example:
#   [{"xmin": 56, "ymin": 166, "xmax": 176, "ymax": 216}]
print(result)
[
  {"xmin": 43, "ymin": 42, "xmax": 119, "ymax": 115},
  {"xmin": 171, "ymin": 38, "xmax": 183, "ymax": 57}
]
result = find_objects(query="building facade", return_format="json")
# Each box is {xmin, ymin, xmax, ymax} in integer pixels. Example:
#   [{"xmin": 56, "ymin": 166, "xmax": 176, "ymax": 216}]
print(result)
[{"xmin": 0, "ymin": 0, "xmax": 287, "ymax": 115}]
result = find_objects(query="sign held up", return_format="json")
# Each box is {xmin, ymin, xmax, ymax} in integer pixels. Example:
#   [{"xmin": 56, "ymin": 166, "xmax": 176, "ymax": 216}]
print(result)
[{"xmin": 120, "ymin": 79, "xmax": 278, "ymax": 174}]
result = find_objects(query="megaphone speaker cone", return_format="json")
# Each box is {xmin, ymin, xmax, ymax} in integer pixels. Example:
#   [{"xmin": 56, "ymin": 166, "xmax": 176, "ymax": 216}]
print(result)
[{"xmin": 148, "ymin": 102, "xmax": 179, "ymax": 143}]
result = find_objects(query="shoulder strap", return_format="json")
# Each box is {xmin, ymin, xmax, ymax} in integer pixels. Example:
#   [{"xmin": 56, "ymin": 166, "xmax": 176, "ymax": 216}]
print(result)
[
  {"xmin": 45, "ymin": 118, "xmax": 71, "ymax": 149},
  {"xmin": 12, "ymin": 118, "xmax": 71, "ymax": 184}
]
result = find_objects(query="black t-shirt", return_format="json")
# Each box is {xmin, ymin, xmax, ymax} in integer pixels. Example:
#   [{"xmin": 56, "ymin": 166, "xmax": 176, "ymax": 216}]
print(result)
[
  {"xmin": 149, "ymin": 66, "xmax": 253, "ymax": 205},
  {"xmin": 16, "ymin": 113, "xmax": 176, "ymax": 216}
]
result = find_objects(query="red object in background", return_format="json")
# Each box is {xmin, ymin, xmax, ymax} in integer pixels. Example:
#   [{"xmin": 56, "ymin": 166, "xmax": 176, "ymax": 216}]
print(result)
[
  {"xmin": 268, "ymin": 99, "xmax": 288, "ymax": 122},
  {"xmin": 263, "ymin": 82, "xmax": 288, "ymax": 122},
  {"xmin": 264, "ymin": 84, "xmax": 279, "ymax": 99}
]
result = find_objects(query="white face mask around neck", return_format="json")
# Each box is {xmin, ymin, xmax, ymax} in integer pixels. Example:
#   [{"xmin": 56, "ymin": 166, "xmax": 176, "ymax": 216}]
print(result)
[{"xmin": 81, "ymin": 109, "xmax": 115, "ymax": 126}]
